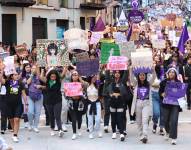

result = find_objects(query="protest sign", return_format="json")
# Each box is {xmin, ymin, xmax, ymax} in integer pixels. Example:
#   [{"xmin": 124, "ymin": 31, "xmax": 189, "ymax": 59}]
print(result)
[
  {"xmin": 163, "ymin": 82, "xmax": 188, "ymax": 106},
  {"xmin": 113, "ymin": 32, "xmax": 127, "ymax": 43},
  {"xmin": 76, "ymin": 59, "xmax": 99, "ymax": 76},
  {"xmin": 100, "ymin": 38, "xmax": 115, "ymax": 43},
  {"xmin": 136, "ymin": 48, "xmax": 151, "ymax": 52},
  {"xmin": 152, "ymin": 39, "xmax": 166, "ymax": 49},
  {"xmin": 63, "ymin": 82, "xmax": 83, "ymax": 97},
  {"xmin": 3, "ymin": 56, "xmax": 16, "ymax": 76},
  {"xmin": 131, "ymin": 51, "xmax": 153, "ymax": 68},
  {"xmin": 119, "ymin": 41, "xmax": 136, "ymax": 58},
  {"xmin": 107, "ymin": 56, "xmax": 128, "ymax": 70},
  {"xmin": 0, "ymin": 52, "xmax": 9, "ymax": 60},
  {"xmin": 117, "ymin": 10, "xmax": 129, "ymax": 31},
  {"xmin": 75, "ymin": 52, "xmax": 90, "ymax": 62},
  {"xmin": 101, "ymin": 43, "xmax": 120, "ymax": 64},
  {"xmin": 15, "ymin": 45, "xmax": 28, "ymax": 58},
  {"xmin": 36, "ymin": 40, "xmax": 70, "ymax": 67},
  {"xmin": 168, "ymin": 30, "xmax": 176, "ymax": 41},
  {"xmin": 89, "ymin": 32, "xmax": 102, "ymax": 44}
]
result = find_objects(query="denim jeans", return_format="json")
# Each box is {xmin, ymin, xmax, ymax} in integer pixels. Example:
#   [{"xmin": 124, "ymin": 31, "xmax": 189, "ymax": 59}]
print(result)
[
  {"xmin": 152, "ymin": 91, "xmax": 164, "ymax": 128},
  {"xmin": 28, "ymin": 96, "xmax": 43, "ymax": 128}
]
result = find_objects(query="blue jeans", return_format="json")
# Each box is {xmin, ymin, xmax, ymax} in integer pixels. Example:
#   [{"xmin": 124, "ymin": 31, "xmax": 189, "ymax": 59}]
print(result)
[
  {"xmin": 28, "ymin": 96, "xmax": 43, "ymax": 128},
  {"xmin": 152, "ymin": 91, "xmax": 164, "ymax": 127}
]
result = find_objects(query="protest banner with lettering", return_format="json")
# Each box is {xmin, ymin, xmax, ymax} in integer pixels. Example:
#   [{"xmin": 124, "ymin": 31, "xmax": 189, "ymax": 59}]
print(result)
[
  {"xmin": 36, "ymin": 40, "xmax": 70, "ymax": 67},
  {"xmin": 163, "ymin": 82, "xmax": 188, "ymax": 106},
  {"xmin": 113, "ymin": 32, "xmax": 127, "ymax": 43},
  {"xmin": 101, "ymin": 43, "xmax": 120, "ymax": 64},
  {"xmin": 89, "ymin": 32, "xmax": 103, "ymax": 44},
  {"xmin": 119, "ymin": 41, "xmax": 136, "ymax": 58},
  {"xmin": 131, "ymin": 51, "xmax": 153, "ymax": 68},
  {"xmin": 107, "ymin": 56, "xmax": 128, "ymax": 70},
  {"xmin": 63, "ymin": 82, "xmax": 83, "ymax": 97},
  {"xmin": 3, "ymin": 56, "xmax": 16, "ymax": 76},
  {"xmin": 76, "ymin": 59, "xmax": 99, "ymax": 76},
  {"xmin": 15, "ymin": 45, "xmax": 28, "ymax": 58},
  {"xmin": 75, "ymin": 52, "xmax": 90, "ymax": 62},
  {"xmin": 152, "ymin": 39, "xmax": 166, "ymax": 49}
]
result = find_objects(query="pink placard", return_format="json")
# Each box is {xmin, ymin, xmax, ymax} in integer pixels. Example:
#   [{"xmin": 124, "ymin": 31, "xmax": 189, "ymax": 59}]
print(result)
[
  {"xmin": 108, "ymin": 56, "xmax": 128, "ymax": 63},
  {"xmin": 107, "ymin": 63, "xmax": 127, "ymax": 70},
  {"xmin": 63, "ymin": 82, "xmax": 83, "ymax": 97}
]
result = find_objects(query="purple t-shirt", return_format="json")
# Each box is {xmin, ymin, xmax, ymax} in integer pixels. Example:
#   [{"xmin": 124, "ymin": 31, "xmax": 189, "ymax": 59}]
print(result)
[{"xmin": 137, "ymin": 87, "xmax": 149, "ymax": 100}]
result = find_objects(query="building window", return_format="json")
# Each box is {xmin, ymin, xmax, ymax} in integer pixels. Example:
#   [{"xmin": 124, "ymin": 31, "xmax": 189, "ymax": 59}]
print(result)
[
  {"xmin": 60, "ymin": 0, "xmax": 68, "ymax": 8},
  {"xmin": 36, "ymin": 0, "xmax": 48, "ymax": 5}
]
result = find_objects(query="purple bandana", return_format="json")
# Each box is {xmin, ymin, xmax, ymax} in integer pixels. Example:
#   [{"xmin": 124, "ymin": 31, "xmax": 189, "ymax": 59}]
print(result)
[{"xmin": 137, "ymin": 87, "xmax": 149, "ymax": 100}]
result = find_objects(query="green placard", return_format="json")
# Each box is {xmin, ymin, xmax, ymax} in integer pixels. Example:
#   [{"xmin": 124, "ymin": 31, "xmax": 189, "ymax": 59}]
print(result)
[{"xmin": 101, "ymin": 43, "xmax": 120, "ymax": 64}]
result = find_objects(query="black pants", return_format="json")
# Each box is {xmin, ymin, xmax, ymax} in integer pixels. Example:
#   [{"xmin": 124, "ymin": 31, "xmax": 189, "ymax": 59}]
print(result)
[
  {"xmin": 163, "ymin": 105, "xmax": 179, "ymax": 139},
  {"xmin": 43, "ymin": 96, "xmax": 50, "ymax": 125},
  {"xmin": 69, "ymin": 108, "xmax": 83, "ymax": 134},
  {"xmin": 46, "ymin": 102, "xmax": 62, "ymax": 131},
  {"xmin": 103, "ymin": 96, "xmax": 110, "ymax": 126},
  {"xmin": 111, "ymin": 111, "xmax": 124, "ymax": 134},
  {"xmin": 186, "ymin": 86, "xmax": 191, "ymax": 107},
  {"xmin": 0, "ymin": 96, "xmax": 7, "ymax": 131}
]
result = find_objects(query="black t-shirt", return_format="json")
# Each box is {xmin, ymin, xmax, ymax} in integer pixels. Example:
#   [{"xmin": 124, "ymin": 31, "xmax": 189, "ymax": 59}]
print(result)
[{"xmin": 5, "ymin": 80, "xmax": 25, "ymax": 105}]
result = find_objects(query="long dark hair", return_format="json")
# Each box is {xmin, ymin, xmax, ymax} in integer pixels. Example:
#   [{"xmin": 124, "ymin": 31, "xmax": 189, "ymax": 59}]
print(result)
[
  {"xmin": 87, "ymin": 75, "xmax": 98, "ymax": 89},
  {"xmin": 46, "ymin": 69, "xmax": 61, "ymax": 86},
  {"xmin": 22, "ymin": 63, "xmax": 31, "ymax": 78},
  {"xmin": 137, "ymin": 73, "xmax": 150, "ymax": 88}
]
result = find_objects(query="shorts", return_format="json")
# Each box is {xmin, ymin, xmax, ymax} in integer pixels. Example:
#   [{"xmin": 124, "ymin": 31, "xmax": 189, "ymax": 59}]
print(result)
[{"xmin": 6, "ymin": 103, "xmax": 23, "ymax": 119}]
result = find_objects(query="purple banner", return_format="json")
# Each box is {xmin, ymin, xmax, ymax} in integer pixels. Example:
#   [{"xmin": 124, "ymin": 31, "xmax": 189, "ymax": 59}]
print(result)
[
  {"xmin": 76, "ymin": 59, "xmax": 99, "ymax": 77},
  {"xmin": 163, "ymin": 82, "xmax": 188, "ymax": 106},
  {"xmin": 128, "ymin": 10, "xmax": 144, "ymax": 24}
]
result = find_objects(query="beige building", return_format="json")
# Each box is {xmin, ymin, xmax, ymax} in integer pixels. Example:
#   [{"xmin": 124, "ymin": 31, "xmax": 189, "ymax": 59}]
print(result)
[{"xmin": 0, "ymin": 0, "xmax": 106, "ymax": 46}]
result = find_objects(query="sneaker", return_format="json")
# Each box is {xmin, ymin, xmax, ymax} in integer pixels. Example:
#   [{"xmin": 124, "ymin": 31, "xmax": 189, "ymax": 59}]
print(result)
[
  {"xmin": 120, "ymin": 134, "xmax": 125, "ymax": 141},
  {"xmin": 12, "ymin": 136, "xmax": 19, "ymax": 143},
  {"xmin": 98, "ymin": 132, "xmax": 103, "ymax": 138},
  {"xmin": 58, "ymin": 130, "xmax": 64, "ymax": 138},
  {"xmin": 28, "ymin": 126, "xmax": 32, "ymax": 131},
  {"xmin": 78, "ymin": 130, "xmax": 82, "ymax": 136},
  {"xmin": 89, "ymin": 134, "xmax": 94, "ymax": 139},
  {"xmin": 152, "ymin": 124, "xmax": 157, "ymax": 134},
  {"xmin": 165, "ymin": 133, "xmax": 169, "ymax": 141},
  {"xmin": 24, "ymin": 122, "xmax": 29, "ymax": 128},
  {"xmin": 62, "ymin": 125, "xmax": 68, "ymax": 132},
  {"xmin": 54, "ymin": 126, "xmax": 58, "ymax": 131},
  {"xmin": 33, "ymin": 128, "xmax": 39, "ymax": 133},
  {"xmin": 112, "ymin": 133, "xmax": 117, "ymax": 139},
  {"xmin": 1, "ymin": 130, "xmax": 5, "ymax": 134},
  {"xmin": 159, "ymin": 128, "xmax": 165, "ymax": 136},
  {"xmin": 130, "ymin": 120, "xmax": 135, "ymax": 124},
  {"xmin": 123, "ymin": 131, "xmax": 127, "ymax": 136},
  {"xmin": 50, "ymin": 130, "xmax": 55, "ymax": 136},
  {"xmin": 141, "ymin": 137, "xmax": 148, "ymax": 144},
  {"xmin": 72, "ymin": 134, "xmax": 77, "ymax": 140},
  {"xmin": 171, "ymin": 139, "xmax": 177, "ymax": 145},
  {"xmin": 104, "ymin": 126, "xmax": 109, "ymax": 133}
]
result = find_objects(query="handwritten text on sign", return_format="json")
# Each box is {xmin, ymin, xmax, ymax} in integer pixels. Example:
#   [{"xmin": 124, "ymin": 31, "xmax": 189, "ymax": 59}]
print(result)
[
  {"xmin": 107, "ymin": 56, "xmax": 128, "ymax": 70},
  {"xmin": 63, "ymin": 82, "xmax": 83, "ymax": 97}
]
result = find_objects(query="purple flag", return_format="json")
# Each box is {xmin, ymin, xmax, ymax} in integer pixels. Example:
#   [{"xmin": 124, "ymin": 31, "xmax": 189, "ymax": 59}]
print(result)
[
  {"xmin": 127, "ymin": 25, "xmax": 132, "ymax": 41},
  {"xmin": 93, "ymin": 17, "xmax": 105, "ymax": 32},
  {"xmin": 178, "ymin": 24, "xmax": 189, "ymax": 53}
]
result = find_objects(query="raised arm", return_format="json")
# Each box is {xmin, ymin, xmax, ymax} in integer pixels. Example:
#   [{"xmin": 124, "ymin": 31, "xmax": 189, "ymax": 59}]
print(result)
[{"xmin": 129, "ymin": 67, "xmax": 137, "ymax": 86}]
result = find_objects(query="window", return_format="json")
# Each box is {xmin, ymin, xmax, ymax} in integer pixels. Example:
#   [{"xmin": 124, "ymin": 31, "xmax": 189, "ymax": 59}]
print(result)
[
  {"xmin": 36, "ymin": 0, "xmax": 48, "ymax": 5},
  {"xmin": 60, "ymin": 0, "xmax": 68, "ymax": 7}
]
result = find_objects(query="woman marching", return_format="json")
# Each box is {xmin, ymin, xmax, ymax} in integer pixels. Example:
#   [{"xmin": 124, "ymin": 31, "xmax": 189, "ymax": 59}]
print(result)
[
  {"xmin": 0, "ymin": 71, "xmax": 28, "ymax": 143},
  {"xmin": 86, "ymin": 75, "xmax": 102, "ymax": 139},
  {"xmin": 159, "ymin": 67, "xmax": 183, "ymax": 145},
  {"xmin": 130, "ymin": 65, "xmax": 156, "ymax": 144}
]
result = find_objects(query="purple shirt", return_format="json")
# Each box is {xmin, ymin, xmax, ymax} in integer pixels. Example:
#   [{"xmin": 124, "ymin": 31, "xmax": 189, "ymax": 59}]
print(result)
[{"xmin": 137, "ymin": 87, "xmax": 149, "ymax": 100}]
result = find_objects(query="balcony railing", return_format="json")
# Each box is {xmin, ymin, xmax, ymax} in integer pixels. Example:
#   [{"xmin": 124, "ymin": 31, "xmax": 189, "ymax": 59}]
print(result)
[
  {"xmin": 80, "ymin": 0, "xmax": 106, "ymax": 10},
  {"xmin": 0, "ymin": 0, "xmax": 36, "ymax": 7}
]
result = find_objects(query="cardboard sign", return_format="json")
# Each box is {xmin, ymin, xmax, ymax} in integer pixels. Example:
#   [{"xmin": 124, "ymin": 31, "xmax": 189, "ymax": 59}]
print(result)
[
  {"xmin": 107, "ymin": 56, "xmax": 128, "ymax": 70},
  {"xmin": 76, "ymin": 59, "xmax": 99, "ymax": 76},
  {"xmin": 163, "ymin": 82, "xmax": 188, "ymax": 106},
  {"xmin": 75, "ymin": 52, "xmax": 90, "ymax": 62},
  {"xmin": 63, "ymin": 82, "xmax": 83, "ymax": 97},
  {"xmin": 36, "ymin": 40, "xmax": 70, "ymax": 67},
  {"xmin": 113, "ymin": 32, "xmax": 127, "ymax": 43},
  {"xmin": 89, "ymin": 32, "xmax": 102, "ymax": 44},
  {"xmin": 152, "ymin": 39, "xmax": 166, "ymax": 49},
  {"xmin": 101, "ymin": 43, "xmax": 120, "ymax": 64},
  {"xmin": 119, "ymin": 42, "xmax": 136, "ymax": 58},
  {"xmin": 15, "ymin": 45, "xmax": 28, "ymax": 58},
  {"xmin": 131, "ymin": 51, "xmax": 153, "ymax": 68},
  {"xmin": 3, "ymin": 56, "xmax": 16, "ymax": 76}
]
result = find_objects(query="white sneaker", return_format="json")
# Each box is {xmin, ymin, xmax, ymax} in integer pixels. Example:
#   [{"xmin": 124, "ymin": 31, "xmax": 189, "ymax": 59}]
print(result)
[
  {"xmin": 62, "ymin": 125, "xmax": 68, "ymax": 132},
  {"xmin": 165, "ymin": 133, "xmax": 169, "ymax": 141},
  {"xmin": 120, "ymin": 134, "xmax": 125, "ymax": 141},
  {"xmin": 28, "ymin": 126, "xmax": 32, "ymax": 131},
  {"xmin": 58, "ymin": 130, "xmax": 64, "ymax": 137},
  {"xmin": 72, "ymin": 134, "xmax": 77, "ymax": 140},
  {"xmin": 98, "ymin": 132, "xmax": 103, "ymax": 138},
  {"xmin": 130, "ymin": 120, "xmax": 135, "ymax": 124},
  {"xmin": 171, "ymin": 139, "xmax": 177, "ymax": 145},
  {"xmin": 12, "ymin": 136, "xmax": 19, "ymax": 143},
  {"xmin": 78, "ymin": 130, "xmax": 82, "ymax": 136},
  {"xmin": 112, "ymin": 133, "xmax": 117, "ymax": 139},
  {"xmin": 89, "ymin": 134, "xmax": 94, "ymax": 139},
  {"xmin": 104, "ymin": 126, "xmax": 109, "ymax": 133},
  {"xmin": 33, "ymin": 128, "xmax": 39, "ymax": 133},
  {"xmin": 50, "ymin": 131, "xmax": 55, "ymax": 136},
  {"xmin": 24, "ymin": 122, "xmax": 29, "ymax": 128}
]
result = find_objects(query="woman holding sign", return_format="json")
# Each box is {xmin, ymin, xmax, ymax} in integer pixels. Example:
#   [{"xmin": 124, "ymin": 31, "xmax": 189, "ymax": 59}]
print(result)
[
  {"xmin": 130, "ymin": 66, "xmax": 156, "ymax": 144},
  {"xmin": 159, "ymin": 68, "xmax": 184, "ymax": 145}
]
